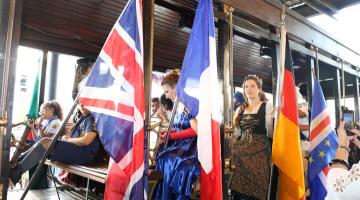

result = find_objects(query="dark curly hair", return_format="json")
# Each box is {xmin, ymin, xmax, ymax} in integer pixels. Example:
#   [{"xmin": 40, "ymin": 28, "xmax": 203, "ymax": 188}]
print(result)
[{"xmin": 42, "ymin": 100, "xmax": 63, "ymax": 120}]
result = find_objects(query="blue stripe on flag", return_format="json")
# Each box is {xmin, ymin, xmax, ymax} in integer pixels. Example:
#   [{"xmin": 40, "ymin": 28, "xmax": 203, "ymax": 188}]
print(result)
[
  {"xmin": 85, "ymin": 57, "xmax": 116, "ymax": 88},
  {"xmin": 118, "ymin": 0, "xmax": 141, "ymax": 53},
  {"xmin": 130, "ymin": 174, "xmax": 146, "ymax": 199},
  {"xmin": 309, "ymin": 175, "xmax": 327, "ymax": 200},
  {"xmin": 176, "ymin": 0, "xmax": 214, "ymax": 116},
  {"xmin": 92, "ymin": 113, "xmax": 133, "ymax": 162},
  {"xmin": 308, "ymin": 131, "xmax": 337, "ymax": 180},
  {"xmin": 311, "ymin": 80, "xmax": 327, "ymax": 120}
]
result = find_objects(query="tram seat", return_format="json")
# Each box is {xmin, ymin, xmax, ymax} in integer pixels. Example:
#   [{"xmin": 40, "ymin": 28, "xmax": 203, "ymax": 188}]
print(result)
[{"xmin": 45, "ymin": 160, "xmax": 108, "ymax": 184}]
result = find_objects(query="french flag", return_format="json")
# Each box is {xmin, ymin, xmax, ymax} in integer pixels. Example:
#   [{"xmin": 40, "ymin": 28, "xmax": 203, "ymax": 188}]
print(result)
[
  {"xmin": 79, "ymin": 0, "xmax": 146, "ymax": 199},
  {"xmin": 176, "ymin": 0, "xmax": 223, "ymax": 199}
]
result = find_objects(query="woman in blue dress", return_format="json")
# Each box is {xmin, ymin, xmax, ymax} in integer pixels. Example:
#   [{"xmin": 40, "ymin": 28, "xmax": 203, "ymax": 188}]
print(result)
[{"xmin": 154, "ymin": 72, "xmax": 200, "ymax": 200}]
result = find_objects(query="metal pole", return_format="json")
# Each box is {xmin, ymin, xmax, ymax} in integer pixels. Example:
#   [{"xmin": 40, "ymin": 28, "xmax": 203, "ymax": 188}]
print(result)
[
  {"xmin": 48, "ymin": 52, "xmax": 59, "ymax": 100},
  {"xmin": 315, "ymin": 47, "xmax": 320, "ymax": 79},
  {"xmin": 306, "ymin": 44, "xmax": 315, "ymax": 107},
  {"xmin": 354, "ymin": 76, "xmax": 359, "ymax": 121},
  {"xmin": 334, "ymin": 68, "xmax": 341, "ymax": 127},
  {"xmin": 39, "ymin": 50, "xmax": 48, "ymax": 106},
  {"xmin": 164, "ymin": 97, "xmax": 179, "ymax": 149}
]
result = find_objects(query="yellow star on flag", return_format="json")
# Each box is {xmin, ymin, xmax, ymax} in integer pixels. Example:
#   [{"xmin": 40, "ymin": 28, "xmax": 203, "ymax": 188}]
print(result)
[
  {"xmin": 309, "ymin": 156, "xmax": 314, "ymax": 164},
  {"xmin": 319, "ymin": 151, "xmax": 325, "ymax": 158},
  {"xmin": 325, "ymin": 140, "xmax": 331, "ymax": 147}
]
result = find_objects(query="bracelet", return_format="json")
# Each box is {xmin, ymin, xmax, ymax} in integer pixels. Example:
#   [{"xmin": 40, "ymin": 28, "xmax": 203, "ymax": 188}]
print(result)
[
  {"xmin": 340, "ymin": 145, "xmax": 351, "ymax": 154},
  {"xmin": 330, "ymin": 159, "xmax": 350, "ymax": 170}
]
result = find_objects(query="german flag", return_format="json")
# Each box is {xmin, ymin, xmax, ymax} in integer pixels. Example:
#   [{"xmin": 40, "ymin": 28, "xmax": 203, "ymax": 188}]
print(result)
[{"xmin": 272, "ymin": 36, "xmax": 305, "ymax": 200}]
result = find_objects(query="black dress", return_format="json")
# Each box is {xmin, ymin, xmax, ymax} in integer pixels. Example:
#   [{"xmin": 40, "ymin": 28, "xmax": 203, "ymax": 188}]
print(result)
[{"xmin": 230, "ymin": 102, "xmax": 271, "ymax": 200}]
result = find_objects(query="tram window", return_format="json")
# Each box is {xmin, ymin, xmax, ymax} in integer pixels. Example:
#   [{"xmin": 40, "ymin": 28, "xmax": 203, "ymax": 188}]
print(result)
[
  {"xmin": 325, "ymin": 100, "xmax": 337, "ymax": 127},
  {"xmin": 12, "ymin": 46, "xmax": 43, "ymax": 124},
  {"xmin": 53, "ymin": 54, "xmax": 78, "ymax": 114}
]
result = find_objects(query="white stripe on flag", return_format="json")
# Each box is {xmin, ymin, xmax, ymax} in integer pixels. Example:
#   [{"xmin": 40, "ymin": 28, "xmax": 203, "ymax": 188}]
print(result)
[
  {"xmin": 84, "ymin": 106, "xmax": 134, "ymax": 122},
  {"xmin": 197, "ymin": 36, "xmax": 220, "ymax": 174},
  {"xmin": 319, "ymin": 170, "xmax": 328, "ymax": 191},
  {"xmin": 124, "ymin": 162, "xmax": 145, "ymax": 199}
]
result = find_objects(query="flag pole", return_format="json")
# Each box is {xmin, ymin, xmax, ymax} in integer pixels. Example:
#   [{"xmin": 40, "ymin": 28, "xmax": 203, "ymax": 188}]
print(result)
[
  {"xmin": 20, "ymin": 97, "xmax": 79, "ymax": 200},
  {"xmin": 164, "ymin": 96, "xmax": 179, "ymax": 149},
  {"xmin": 268, "ymin": 5, "xmax": 287, "ymax": 200}
]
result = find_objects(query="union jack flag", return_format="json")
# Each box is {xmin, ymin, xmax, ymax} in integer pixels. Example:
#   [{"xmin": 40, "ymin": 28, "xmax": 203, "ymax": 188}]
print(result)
[
  {"xmin": 308, "ymin": 79, "xmax": 338, "ymax": 200},
  {"xmin": 79, "ymin": 0, "xmax": 146, "ymax": 199}
]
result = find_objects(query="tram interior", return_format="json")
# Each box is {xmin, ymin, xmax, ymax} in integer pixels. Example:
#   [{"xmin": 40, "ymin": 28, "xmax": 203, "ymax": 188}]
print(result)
[{"xmin": 4, "ymin": 0, "xmax": 360, "ymax": 199}]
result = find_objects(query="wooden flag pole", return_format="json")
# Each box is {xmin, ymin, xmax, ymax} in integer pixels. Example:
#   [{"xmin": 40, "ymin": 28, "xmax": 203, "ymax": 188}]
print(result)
[{"xmin": 268, "ymin": 4, "xmax": 287, "ymax": 200}]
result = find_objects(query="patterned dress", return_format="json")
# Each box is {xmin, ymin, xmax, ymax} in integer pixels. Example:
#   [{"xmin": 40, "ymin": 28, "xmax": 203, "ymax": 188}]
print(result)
[
  {"xmin": 154, "ymin": 108, "xmax": 200, "ymax": 200},
  {"xmin": 230, "ymin": 103, "xmax": 271, "ymax": 200}
]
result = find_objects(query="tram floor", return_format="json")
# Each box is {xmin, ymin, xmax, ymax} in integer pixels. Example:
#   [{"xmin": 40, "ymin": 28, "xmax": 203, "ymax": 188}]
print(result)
[{"xmin": 8, "ymin": 187, "xmax": 103, "ymax": 200}]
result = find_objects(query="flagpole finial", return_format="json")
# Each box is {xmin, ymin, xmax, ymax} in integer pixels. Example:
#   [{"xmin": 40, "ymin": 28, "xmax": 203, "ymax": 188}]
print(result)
[
  {"xmin": 223, "ymin": 4, "xmax": 234, "ymax": 15},
  {"xmin": 281, "ymin": 4, "xmax": 286, "ymax": 25}
]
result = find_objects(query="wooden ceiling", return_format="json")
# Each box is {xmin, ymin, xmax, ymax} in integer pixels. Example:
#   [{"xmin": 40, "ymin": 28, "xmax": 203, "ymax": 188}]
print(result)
[{"xmin": 20, "ymin": 0, "xmax": 274, "ymax": 91}]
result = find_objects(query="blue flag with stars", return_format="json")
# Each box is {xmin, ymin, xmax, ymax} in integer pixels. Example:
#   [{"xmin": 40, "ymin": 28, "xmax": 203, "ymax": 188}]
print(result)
[{"xmin": 308, "ymin": 79, "xmax": 338, "ymax": 200}]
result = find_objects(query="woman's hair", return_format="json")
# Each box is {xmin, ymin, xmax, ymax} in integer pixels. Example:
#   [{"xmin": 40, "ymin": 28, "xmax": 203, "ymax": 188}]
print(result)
[
  {"xmin": 42, "ymin": 100, "xmax": 63, "ymax": 120},
  {"xmin": 233, "ymin": 75, "xmax": 267, "ymax": 128},
  {"xmin": 161, "ymin": 71, "xmax": 179, "ymax": 88},
  {"xmin": 160, "ymin": 93, "xmax": 174, "ymax": 111}
]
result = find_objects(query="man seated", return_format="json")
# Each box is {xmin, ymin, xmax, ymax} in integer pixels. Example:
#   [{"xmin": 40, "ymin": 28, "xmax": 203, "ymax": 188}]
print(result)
[
  {"xmin": 9, "ymin": 103, "xmax": 100, "ymax": 185},
  {"xmin": 151, "ymin": 97, "xmax": 160, "ymax": 117}
]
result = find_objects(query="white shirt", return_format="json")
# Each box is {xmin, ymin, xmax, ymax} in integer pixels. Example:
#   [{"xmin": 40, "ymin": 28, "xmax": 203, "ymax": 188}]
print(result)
[
  {"xmin": 41, "ymin": 118, "xmax": 61, "ymax": 137},
  {"xmin": 326, "ymin": 163, "xmax": 360, "ymax": 200}
]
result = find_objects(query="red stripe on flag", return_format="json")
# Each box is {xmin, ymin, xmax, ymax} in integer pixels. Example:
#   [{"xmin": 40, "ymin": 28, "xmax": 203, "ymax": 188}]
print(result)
[
  {"xmin": 79, "ymin": 97, "xmax": 134, "ymax": 117},
  {"xmin": 309, "ymin": 115, "xmax": 331, "ymax": 141},
  {"xmin": 200, "ymin": 119, "xmax": 222, "ymax": 200},
  {"xmin": 103, "ymin": 29, "xmax": 143, "ymax": 89},
  {"xmin": 323, "ymin": 166, "xmax": 329, "ymax": 176},
  {"xmin": 281, "ymin": 70, "xmax": 298, "ymax": 124},
  {"xmin": 104, "ymin": 127, "xmax": 144, "ymax": 200}
]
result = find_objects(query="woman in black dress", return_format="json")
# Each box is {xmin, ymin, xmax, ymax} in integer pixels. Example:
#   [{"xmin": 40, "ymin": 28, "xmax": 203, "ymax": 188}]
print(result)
[{"xmin": 230, "ymin": 75, "xmax": 273, "ymax": 200}]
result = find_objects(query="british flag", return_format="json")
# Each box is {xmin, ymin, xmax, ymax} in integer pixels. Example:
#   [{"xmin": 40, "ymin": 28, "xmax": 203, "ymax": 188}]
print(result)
[{"xmin": 79, "ymin": 0, "xmax": 146, "ymax": 199}]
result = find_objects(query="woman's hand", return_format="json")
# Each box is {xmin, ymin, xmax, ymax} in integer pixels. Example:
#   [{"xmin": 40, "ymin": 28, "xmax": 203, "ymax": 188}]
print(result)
[
  {"xmin": 349, "ymin": 122, "xmax": 360, "ymax": 149},
  {"xmin": 270, "ymin": 107, "xmax": 277, "ymax": 119},
  {"xmin": 62, "ymin": 135, "xmax": 70, "ymax": 141},
  {"xmin": 156, "ymin": 107, "xmax": 167, "ymax": 121},
  {"xmin": 337, "ymin": 121, "xmax": 349, "ymax": 147}
]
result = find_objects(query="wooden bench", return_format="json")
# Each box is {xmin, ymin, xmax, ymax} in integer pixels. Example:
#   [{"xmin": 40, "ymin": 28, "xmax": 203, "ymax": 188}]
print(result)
[
  {"xmin": 45, "ymin": 160, "xmax": 164, "ymax": 199},
  {"xmin": 45, "ymin": 159, "xmax": 108, "ymax": 199}
]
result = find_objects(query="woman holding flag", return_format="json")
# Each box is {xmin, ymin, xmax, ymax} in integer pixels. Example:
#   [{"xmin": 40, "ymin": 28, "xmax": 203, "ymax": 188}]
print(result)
[
  {"xmin": 231, "ymin": 74, "xmax": 273, "ymax": 200},
  {"xmin": 154, "ymin": 72, "xmax": 200, "ymax": 200}
]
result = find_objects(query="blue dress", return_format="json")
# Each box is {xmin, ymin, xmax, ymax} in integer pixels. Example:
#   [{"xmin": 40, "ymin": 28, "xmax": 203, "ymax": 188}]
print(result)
[{"xmin": 154, "ymin": 110, "xmax": 200, "ymax": 200}]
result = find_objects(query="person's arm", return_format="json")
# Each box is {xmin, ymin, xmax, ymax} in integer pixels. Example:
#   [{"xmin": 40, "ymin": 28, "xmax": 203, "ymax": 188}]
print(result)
[
  {"xmin": 331, "ymin": 121, "xmax": 350, "ymax": 170},
  {"xmin": 233, "ymin": 106, "xmax": 241, "ymax": 129},
  {"xmin": 63, "ymin": 116, "xmax": 97, "ymax": 146},
  {"xmin": 160, "ymin": 118, "xmax": 197, "ymax": 140},
  {"xmin": 298, "ymin": 103, "xmax": 308, "ymax": 118},
  {"xmin": 63, "ymin": 132, "xmax": 97, "ymax": 146},
  {"xmin": 265, "ymin": 103, "xmax": 274, "ymax": 138},
  {"xmin": 156, "ymin": 107, "xmax": 169, "ymax": 124},
  {"xmin": 41, "ymin": 120, "xmax": 61, "ymax": 138}
]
